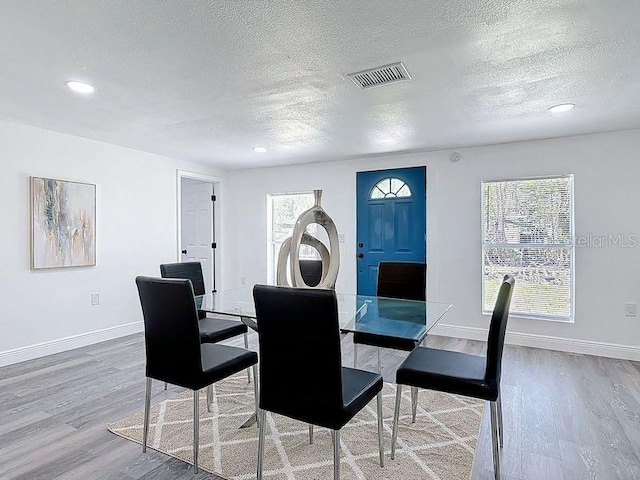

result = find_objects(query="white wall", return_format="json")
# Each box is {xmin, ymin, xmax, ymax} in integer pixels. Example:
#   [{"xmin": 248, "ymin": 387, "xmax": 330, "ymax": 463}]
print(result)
[
  {"xmin": 0, "ymin": 121, "xmax": 223, "ymax": 366},
  {"xmin": 224, "ymin": 129, "xmax": 640, "ymax": 360}
]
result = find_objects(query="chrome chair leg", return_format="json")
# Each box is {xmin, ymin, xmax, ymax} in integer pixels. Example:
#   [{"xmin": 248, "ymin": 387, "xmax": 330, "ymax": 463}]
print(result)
[
  {"xmin": 332, "ymin": 429, "xmax": 341, "ymax": 480},
  {"xmin": 377, "ymin": 348, "xmax": 382, "ymax": 373},
  {"xmin": 497, "ymin": 392, "xmax": 504, "ymax": 448},
  {"xmin": 193, "ymin": 390, "xmax": 200, "ymax": 473},
  {"xmin": 376, "ymin": 392, "xmax": 384, "ymax": 467},
  {"xmin": 257, "ymin": 409, "xmax": 267, "ymax": 480},
  {"xmin": 164, "ymin": 382, "xmax": 167, "ymax": 391},
  {"xmin": 206, "ymin": 385, "xmax": 212, "ymax": 413},
  {"xmin": 411, "ymin": 386, "xmax": 418, "ymax": 423},
  {"xmin": 244, "ymin": 333, "xmax": 252, "ymax": 383},
  {"xmin": 490, "ymin": 401, "xmax": 501, "ymax": 479},
  {"xmin": 142, "ymin": 377, "xmax": 152, "ymax": 453},
  {"xmin": 309, "ymin": 424, "xmax": 314, "ymax": 444},
  {"xmin": 252, "ymin": 364, "xmax": 260, "ymax": 427},
  {"xmin": 391, "ymin": 384, "xmax": 402, "ymax": 460},
  {"xmin": 353, "ymin": 343, "xmax": 358, "ymax": 368}
]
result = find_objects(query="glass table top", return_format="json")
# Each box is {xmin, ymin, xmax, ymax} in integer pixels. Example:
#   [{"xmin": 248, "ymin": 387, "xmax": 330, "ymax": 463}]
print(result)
[{"xmin": 196, "ymin": 287, "xmax": 452, "ymax": 344}]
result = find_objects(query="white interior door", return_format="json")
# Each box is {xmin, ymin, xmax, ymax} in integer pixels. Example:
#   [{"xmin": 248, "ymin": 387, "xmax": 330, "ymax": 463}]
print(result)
[{"xmin": 181, "ymin": 178, "xmax": 215, "ymax": 292}]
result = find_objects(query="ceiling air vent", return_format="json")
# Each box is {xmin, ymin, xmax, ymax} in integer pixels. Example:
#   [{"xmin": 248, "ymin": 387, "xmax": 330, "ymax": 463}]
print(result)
[{"xmin": 347, "ymin": 62, "xmax": 411, "ymax": 89}]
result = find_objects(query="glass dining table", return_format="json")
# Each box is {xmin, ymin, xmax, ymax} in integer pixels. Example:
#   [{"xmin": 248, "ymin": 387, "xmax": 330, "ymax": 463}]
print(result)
[
  {"xmin": 196, "ymin": 286, "xmax": 452, "ymax": 344},
  {"xmin": 195, "ymin": 286, "xmax": 451, "ymax": 428}
]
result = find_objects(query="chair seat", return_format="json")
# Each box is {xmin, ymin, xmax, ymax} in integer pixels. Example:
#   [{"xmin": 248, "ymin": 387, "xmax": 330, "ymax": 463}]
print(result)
[
  {"xmin": 352, "ymin": 331, "xmax": 418, "ymax": 351},
  {"xmin": 396, "ymin": 347, "xmax": 496, "ymax": 401},
  {"xmin": 339, "ymin": 367, "xmax": 383, "ymax": 429},
  {"xmin": 199, "ymin": 317, "xmax": 248, "ymax": 343},
  {"xmin": 199, "ymin": 344, "xmax": 258, "ymax": 389},
  {"xmin": 280, "ymin": 367, "xmax": 383, "ymax": 431}
]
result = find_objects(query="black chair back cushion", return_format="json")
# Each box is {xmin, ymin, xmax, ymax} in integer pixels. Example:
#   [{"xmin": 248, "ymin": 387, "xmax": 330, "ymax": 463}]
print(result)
[
  {"xmin": 377, "ymin": 262, "xmax": 426, "ymax": 301},
  {"xmin": 253, "ymin": 285, "xmax": 343, "ymax": 426},
  {"xmin": 136, "ymin": 276, "xmax": 203, "ymax": 384},
  {"xmin": 160, "ymin": 262, "xmax": 206, "ymax": 296},
  {"xmin": 299, "ymin": 259, "xmax": 323, "ymax": 287},
  {"xmin": 485, "ymin": 275, "xmax": 515, "ymax": 391}
]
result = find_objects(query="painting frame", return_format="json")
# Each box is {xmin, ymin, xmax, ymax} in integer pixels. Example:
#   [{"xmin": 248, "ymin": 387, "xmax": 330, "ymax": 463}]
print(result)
[{"xmin": 30, "ymin": 176, "xmax": 96, "ymax": 270}]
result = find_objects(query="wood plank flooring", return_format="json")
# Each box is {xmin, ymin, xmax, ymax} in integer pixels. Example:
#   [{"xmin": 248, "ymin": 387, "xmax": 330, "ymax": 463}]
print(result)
[{"xmin": 1, "ymin": 331, "xmax": 639, "ymax": 479}]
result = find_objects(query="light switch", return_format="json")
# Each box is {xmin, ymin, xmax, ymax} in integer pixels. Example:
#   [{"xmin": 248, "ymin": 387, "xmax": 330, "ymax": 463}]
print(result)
[{"xmin": 625, "ymin": 303, "xmax": 637, "ymax": 317}]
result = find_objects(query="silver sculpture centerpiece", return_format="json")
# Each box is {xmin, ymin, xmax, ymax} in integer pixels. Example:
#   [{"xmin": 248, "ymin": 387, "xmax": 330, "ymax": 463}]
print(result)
[{"xmin": 276, "ymin": 189, "xmax": 340, "ymax": 289}]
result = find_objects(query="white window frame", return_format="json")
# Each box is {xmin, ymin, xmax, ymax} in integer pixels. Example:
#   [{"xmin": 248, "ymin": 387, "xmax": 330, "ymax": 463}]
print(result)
[
  {"xmin": 481, "ymin": 174, "xmax": 575, "ymax": 323},
  {"xmin": 266, "ymin": 191, "xmax": 315, "ymax": 285}
]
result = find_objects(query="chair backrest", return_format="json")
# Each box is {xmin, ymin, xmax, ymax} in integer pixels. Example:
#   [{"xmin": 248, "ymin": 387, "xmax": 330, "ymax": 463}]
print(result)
[
  {"xmin": 299, "ymin": 259, "xmax": 323, "ymax": 287},
  {"xmin": 484, "ymin": 275, "xmax": 516, "ymax": 390},
  {"xmin": 377, "ymin": 261, "xmax": 426, "ymax": 301},
  {"xmin": 135, "ymin": 276, "xmax": 203, "ymax": 382},
  {"xmin": 253, "ymin": 285, "xmax": 344, "ymax": 425},
  {"xmin": 160, "ymin": 262, "xmax": 206, "ymax": 296}
]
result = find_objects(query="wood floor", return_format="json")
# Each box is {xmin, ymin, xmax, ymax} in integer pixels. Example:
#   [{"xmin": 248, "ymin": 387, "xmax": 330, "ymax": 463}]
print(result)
[{"xmin": 1, "ymin": 331, "xmax": 639, "ymax": 479}]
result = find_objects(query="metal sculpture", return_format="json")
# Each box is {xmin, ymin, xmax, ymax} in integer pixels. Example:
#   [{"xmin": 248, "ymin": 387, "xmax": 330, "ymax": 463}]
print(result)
[{"xmin": 276, "ymin": 190, "xmax": 340, "ymax": 289}]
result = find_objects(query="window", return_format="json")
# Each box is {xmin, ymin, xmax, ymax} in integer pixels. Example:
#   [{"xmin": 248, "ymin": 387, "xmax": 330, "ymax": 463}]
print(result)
[
  {"xmin": 370, "ymin": 177, "xmax": 412, "ymax": 199},
  {"xmin": 482, "ymin": 175, "xmax": 574, "ymax": 321},
  {"xmin": 267, "ymin": 192, "xmax": 319, "ymax": 284}
]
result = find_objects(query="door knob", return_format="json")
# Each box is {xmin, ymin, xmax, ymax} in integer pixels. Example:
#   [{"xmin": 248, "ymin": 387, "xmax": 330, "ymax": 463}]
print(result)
[
  {"xmin": 181, "ymin": 249, "xmax": 187, "ymax": 255},
  {"xmin": 357, "ymin": 253, "xmax": 364, "ymax": 258}
]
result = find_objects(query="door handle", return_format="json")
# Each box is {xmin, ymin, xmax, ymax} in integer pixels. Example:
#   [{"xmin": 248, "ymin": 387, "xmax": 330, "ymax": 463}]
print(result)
[
  {"xmin": 181, "ymin": 249, "xmax": 187, "ymax": 255},
  {"xmin": 357, "ymin": 253, "xmax": 364, "ymax": 259}
]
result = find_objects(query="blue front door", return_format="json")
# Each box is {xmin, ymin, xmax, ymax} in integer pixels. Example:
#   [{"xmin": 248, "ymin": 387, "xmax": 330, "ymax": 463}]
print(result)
[{"xmin": 356, "ymin": 167, "xmax": 426, "ymax": 295}]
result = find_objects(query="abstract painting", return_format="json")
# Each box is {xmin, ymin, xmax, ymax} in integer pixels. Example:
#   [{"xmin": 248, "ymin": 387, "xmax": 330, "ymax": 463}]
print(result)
[{"xmin": 30, "ymin": 177, "xmax": 96, "ymax": 269}]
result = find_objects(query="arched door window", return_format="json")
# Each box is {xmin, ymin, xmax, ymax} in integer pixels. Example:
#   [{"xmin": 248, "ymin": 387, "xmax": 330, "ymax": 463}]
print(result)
[{"xmin": 369, "ymin": 178, "xmax": 412, "ymax": 199}]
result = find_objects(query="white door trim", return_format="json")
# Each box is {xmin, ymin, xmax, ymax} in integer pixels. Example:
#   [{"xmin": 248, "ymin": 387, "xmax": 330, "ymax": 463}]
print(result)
[{"xmin": 176, "ymin": 170, "xmax": 224, "ymax": 292}]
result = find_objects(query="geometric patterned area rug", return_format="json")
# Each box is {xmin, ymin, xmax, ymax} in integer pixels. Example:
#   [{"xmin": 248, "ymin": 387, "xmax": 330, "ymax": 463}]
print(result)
[{"xmin": 108, "ymin": 374, "xmax": 483, "ymax": 479}]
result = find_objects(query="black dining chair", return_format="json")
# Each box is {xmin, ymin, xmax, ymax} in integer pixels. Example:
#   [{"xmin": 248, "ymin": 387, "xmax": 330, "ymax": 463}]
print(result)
[
  {"xmin": 299, "ymin": 259, "xmax": 323, "ymax": 287},
  {"xmin": 390, "ymin": 275, "xmax": 515, "ymax": 480},
  {"xmin": 353, "ymin": 261, "xmax": 427, "ymax": 371},
  {"xmin": 253, "ymin": 285, "xmax": 385, "ymax": 480},
  {"xmin": 136, "ymin": 276, "xmax": 258, "ymax": 474},
  {"xmin": 160, "ymin": 262, "xmax": 251, "ymax": 384}
]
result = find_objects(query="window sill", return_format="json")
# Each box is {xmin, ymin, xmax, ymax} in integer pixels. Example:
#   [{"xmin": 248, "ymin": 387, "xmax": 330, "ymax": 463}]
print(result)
[{"xmin": 481, "ymin": 311, "xmax": 574, "ymax": 324}]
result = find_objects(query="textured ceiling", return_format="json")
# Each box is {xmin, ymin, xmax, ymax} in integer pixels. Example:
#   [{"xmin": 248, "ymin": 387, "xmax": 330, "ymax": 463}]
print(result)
[{"xmin": 1, "ymin": 0, "xmax": 639, "ymax": 169}]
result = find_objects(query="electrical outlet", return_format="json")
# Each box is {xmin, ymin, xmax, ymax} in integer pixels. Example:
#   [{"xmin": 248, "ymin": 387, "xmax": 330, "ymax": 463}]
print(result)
[
  {"xmin": 91, "ymin": 293, "xmax": 100, "ymax": 306},
  {"xmin": 625, "ymin": 303, "xmax": 637, "ymax": 317},
  {"xmin": 240, "ymin": 275, "xmax": 246, "ymax": 286}
]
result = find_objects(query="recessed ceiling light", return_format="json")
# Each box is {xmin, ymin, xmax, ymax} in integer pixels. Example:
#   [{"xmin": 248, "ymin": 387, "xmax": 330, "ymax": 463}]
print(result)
[
  {"xmin": 548, "ymin": 103, "xmax": 575, "ymax": 113},
  {"xmin": 253, "ymin": 146, "xmax": 267, "ymax": 153},
  {"xmin": 65, "ymin": 80, "xmax": 95, "ymax": 94}
]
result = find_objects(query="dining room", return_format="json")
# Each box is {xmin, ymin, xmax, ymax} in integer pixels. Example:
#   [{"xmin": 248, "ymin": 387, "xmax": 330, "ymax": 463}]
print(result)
[{"xmin": 1, "ymin": 1, "xmax": 640, "ymax": 479}]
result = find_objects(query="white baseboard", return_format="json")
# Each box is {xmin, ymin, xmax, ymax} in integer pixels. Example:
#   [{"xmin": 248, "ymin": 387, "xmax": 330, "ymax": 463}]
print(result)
[
  {"xmin": 431, "ymin": 324, "xmax": 640, "ymax": 361},
  {"xmin": 0, "ymin": 321, "xmax": 144, "ymax": 368},
  {"xmin": 3, "ymin": 321, "xmax": 638, "ymax": 367}
]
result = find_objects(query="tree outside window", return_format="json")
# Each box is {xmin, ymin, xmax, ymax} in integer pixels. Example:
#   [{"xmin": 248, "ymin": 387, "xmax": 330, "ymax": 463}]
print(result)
[
  {"xmin": 482, "ymin": 175, "xmax": 574, "ymax": 321},
  {"xmin": 267, "ymin": 193, "xmax": 319, "ymax": 284}
]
